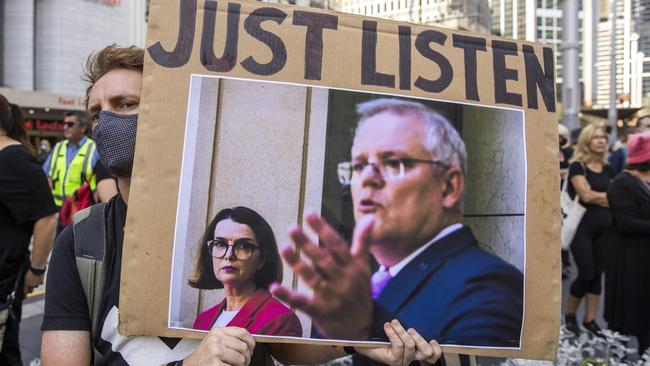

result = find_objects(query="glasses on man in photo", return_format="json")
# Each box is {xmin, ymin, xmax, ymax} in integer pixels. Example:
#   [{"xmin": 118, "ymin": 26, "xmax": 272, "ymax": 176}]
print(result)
[
  {"xmin": 207, "ymin": 238, "xmax": 260, "ymax": 260},
  {"xmin": 63, "ymin": 122, "xmax": 78, "ymax": 128},
  {"xmin": 337, "ymin": 157, "xmax": 448, "ymax": 185}
]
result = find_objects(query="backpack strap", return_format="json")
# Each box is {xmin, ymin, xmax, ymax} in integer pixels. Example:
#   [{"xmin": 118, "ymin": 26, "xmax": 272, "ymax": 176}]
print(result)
[{"xmin": 72, "ymin": 202, "xmax": 108, "ymax": 345}]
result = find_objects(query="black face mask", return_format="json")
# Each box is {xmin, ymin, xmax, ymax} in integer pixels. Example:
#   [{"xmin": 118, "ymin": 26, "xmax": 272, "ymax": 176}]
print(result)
[
  {"xmin": 559, "ymin": 136, "xmax": 568, "ymax": 147},
  {"xmin": 93, "ymin": 111, "xmax": 138, "ymax": 177}
]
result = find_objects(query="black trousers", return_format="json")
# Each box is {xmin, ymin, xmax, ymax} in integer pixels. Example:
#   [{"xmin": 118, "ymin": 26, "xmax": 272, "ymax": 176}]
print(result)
[
  {"xmin": 0, "ymin": 296, "xmax": 23, "ymax": 366},
  {"xmin": 569, "ymin": 207, "xmax": 611, "ymax": 298}
]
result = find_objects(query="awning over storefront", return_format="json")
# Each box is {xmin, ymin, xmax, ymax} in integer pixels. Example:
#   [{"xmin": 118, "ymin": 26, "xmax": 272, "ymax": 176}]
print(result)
[{"xmin": 0, "ymin": 87, "xmax": 85, "ymax": 138}]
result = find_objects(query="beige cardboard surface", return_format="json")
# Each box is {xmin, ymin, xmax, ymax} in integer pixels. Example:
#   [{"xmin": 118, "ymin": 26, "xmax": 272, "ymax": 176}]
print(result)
[{"xmin": 120, "ymin": 0, "xmax": 560, "ymax": 359}]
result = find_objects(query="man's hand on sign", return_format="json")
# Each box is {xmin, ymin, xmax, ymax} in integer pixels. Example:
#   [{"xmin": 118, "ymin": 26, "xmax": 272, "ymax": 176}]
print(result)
[
  {"xmin": 270, "ymin": 213, "xmax": 375, "ymax": 340},
  {"xmin": 183, "ymin": 327, "xmax": 255, "ymax": 366},
  {"xmin": 358, "ymin": 320, "xmax": 442, "ymax": 366}
]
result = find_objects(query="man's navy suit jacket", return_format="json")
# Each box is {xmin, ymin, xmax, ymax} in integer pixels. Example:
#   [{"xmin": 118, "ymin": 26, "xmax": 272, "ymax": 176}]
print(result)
[{"xmin": 370, "ymin": 226, "xmax": 524, "ymax": 348}]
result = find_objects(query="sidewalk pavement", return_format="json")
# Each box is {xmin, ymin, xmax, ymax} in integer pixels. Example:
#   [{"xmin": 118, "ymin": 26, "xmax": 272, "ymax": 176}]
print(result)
[
  {"xmin": 17, "ymin": 257, "xmax": 633, "ymax": 366},
  {"xmin": 20, "ymin": 291, "xmax": 44, "ymax": 365}
]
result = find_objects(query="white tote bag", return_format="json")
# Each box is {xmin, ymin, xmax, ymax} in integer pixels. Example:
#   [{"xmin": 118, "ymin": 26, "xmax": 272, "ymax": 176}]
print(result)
[{"xmin": 560, "ymin": 164, "xmax": 587, "ymax": 250}]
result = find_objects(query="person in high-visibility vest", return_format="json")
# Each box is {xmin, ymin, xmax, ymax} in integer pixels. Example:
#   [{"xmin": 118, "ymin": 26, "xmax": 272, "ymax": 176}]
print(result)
[{"xmin": 42, "ymin": 111, "xmax": 99, "ymax": 208}]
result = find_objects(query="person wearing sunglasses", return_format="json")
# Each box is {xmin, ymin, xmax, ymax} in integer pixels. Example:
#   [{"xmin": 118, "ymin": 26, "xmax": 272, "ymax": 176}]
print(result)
[
  {"xmin": 42, "ymin": 111, "xmax": 98, "ymax": 210},
  {"xmin": 188, "ymin": 206, "xmax": 302, "ymax": 337}
]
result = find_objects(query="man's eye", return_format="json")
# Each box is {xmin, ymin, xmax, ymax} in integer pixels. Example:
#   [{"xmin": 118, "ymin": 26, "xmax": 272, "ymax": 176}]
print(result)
[
  {"xmin": 119, "ymin": 101, "xmax": 138, "ymax": 109},
  {"xmin": 383, "ymin": 159, "xmax": 402, "ymax": 169},
  {"xmin": 352, "ymin": 162, "xmax": 366, "ymax": 172}
]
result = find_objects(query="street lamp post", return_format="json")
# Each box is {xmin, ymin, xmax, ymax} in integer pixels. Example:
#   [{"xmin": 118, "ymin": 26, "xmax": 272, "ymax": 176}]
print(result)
[
  {"xmin": 561, "ymin": 0, "xmax": 580, "ymax": 130},
  {"xmin": 608, "ymin": 0, "xmax": 618, "ymax": 141}
]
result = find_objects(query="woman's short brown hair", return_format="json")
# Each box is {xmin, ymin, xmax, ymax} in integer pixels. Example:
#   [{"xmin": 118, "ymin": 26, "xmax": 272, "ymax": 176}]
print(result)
[
  {"xmin": 188, "ymin": 206, "xmax": 283, "ymax": 290},
  {"xmin": 83, "ymin": 44, "xmax": 144, "ymax": 107}
]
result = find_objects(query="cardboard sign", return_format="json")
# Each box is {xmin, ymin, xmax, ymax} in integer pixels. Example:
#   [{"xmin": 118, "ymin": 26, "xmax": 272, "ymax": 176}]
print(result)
[{"xmin": 121, "ymin": 0, "xmax": 560, "ymax": 359}]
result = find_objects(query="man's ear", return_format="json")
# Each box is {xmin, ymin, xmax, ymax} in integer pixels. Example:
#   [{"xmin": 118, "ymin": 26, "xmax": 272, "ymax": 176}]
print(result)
[{"xmin": 441, "ymin": 167, "xmax": 464, "ymax": 210}]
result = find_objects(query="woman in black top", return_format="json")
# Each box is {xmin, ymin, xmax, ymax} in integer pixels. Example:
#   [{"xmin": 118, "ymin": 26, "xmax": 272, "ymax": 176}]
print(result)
[
  {"xmin": 605, "ymin": 132, "xmax": 650, "ymax": 356},
  {"xmin": 0, "ymin": 95, "xmax": 58, "ymax": 365},
  {"xmin": 564, "ymin": 124, "xmax": 613, "ymax": 337}
]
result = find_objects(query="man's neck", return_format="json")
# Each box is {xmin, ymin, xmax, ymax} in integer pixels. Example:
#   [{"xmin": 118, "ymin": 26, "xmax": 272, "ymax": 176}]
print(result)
[
  {"xmin": 68, "ymin": 136, "xmax": 83, "ymax": 146},
  {"xmin": 371, "ymin": 214, "xmax": 461, "ymax": 267},
  {"xmin": 117, "ymin": 177, "xmax": 131, "ymax": 204},
  {"xmin": 224, "ymin": 284, "xmax": 258, "ymax": 311},
  {"xmin": 385, "ymin": 222, "xmax": 464, "ymax": 276}
]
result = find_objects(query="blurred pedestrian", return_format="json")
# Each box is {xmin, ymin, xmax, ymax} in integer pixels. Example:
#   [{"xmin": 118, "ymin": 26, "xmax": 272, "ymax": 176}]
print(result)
[
  {"xmin": 605, "ymin": 132, "xmax": 650, "ymax": 356},
  {"xmin": 564, "ymin": 124, "xmax": 613, "ymax": 337},
  {"xmin": 559, "ymin": 123, "xmax": 573, "ymax": 182},
  {"xmin": 37, "ymin": 139, "xmax": 51, "ymax": 165},
  {"xmin": 42, "ymin": 111, "xmax": 99, "ymax": 210},
  {"xmin": 42, "ymin": 110, "xmax": 118, "ymax": 232},
  {"xmin": 0, "ymin": 94, "xmax": 58, "ymax": 365},
  {"xmin": 608, "ymin": 131, "xmax": 631, "ymax": 176},
  {"xmin": 559, "ymin": 123, "xmax": 572, "ymax": 280},
  {"xmin": 637, "ymin": 108, "xmax": 650, "ymax": 133}
]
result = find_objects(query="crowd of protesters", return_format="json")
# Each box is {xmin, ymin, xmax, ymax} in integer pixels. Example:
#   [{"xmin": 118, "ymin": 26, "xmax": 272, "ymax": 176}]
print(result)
[{"xmin": 559, "ymin": 111, "xmax": 650, "ymax": 357}]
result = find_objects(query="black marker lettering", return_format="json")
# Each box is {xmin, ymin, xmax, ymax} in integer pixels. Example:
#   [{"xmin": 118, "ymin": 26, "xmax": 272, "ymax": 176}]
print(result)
[
  {"xmin": 148, "ymin": 0, "xmax": 197, "ymax": 68},
  {"xmin": 241, "ymin": 7, "xmax": 288, "ymax": 76},
  {"xmin": 523, "ymin": 45, "xmax": 556, "ymax": 112},
  {"xmin": 292, "ymin": 11, "xmax": 338, "ymax": 80},
  {"xmin": 361, "ymin": 20, "xmax": 395, "ymax": 88},
  {"xmin": 414, "ymin": 30, "xmax": 452, "ymax": 93},
  {"xmin": 200, "ymin": 2, "xmax": 240, "ymax": 72},
  {"xmin": 492, "ymin": 40, "xmax": 523, "ymax": 106},
  {"xmin": 398, "ymin": 26, "xmax": 412, "ymax": 90},
  {"xmin": 452, "ymin": 34, "xmax": 487, "ymax": 101}
]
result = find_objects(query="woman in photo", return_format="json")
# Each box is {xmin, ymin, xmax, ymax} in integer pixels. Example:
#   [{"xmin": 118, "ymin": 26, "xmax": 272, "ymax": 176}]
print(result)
[{"xmin": 188, "ymin": 206, "xmax": 302, "ymax": 337}]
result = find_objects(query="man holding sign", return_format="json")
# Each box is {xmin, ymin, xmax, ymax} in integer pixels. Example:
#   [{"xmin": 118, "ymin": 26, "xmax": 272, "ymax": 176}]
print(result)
[
  {"xmin": 40, "ymin": 45, "xmax": 442, "ymax": 366},
  {"xmin": 271, "ymin": 99, "xmax": 524, "ymax": 350}
]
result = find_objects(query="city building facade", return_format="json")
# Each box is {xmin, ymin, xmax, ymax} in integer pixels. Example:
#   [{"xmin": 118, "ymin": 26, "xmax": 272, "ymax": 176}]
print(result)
[
  {"xmin": 0, "ymin": 0, "xmax": 146, "ymax": 145},
  {"xmin": 491, "ymin": 0, "xmax": 650, "ymax": 110},
  {"xmin": 333, "ymin": 0, "xmax": 490, "ymax": 34}
]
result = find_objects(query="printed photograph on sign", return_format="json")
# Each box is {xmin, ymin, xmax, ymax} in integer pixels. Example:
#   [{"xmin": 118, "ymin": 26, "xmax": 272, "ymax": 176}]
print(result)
[{"xmin": 168, "ymin": 74, "xmax": 526, "ymax": 348}]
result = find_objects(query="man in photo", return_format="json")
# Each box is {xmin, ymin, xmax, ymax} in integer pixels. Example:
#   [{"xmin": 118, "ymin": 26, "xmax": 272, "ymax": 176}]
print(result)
[{"xmin": 271, "ymin": 98, "xmax": 524, "ymax": 350}]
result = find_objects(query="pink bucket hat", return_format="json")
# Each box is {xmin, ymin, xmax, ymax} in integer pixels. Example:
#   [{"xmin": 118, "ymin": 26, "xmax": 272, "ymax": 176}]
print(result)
[{"xmin": 627, "ymin": 132, "xmax": 650, "ymax": 164}]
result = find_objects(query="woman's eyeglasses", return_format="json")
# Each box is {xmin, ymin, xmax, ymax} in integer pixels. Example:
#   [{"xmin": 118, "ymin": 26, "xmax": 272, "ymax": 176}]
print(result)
[{"xmin": 207, "ymin": 238, "xmax": 260, "ymax": 260}]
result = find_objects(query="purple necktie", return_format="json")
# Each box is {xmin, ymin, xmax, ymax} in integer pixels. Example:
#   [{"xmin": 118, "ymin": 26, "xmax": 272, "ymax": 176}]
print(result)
[{"xmin": 371, "ymin": 268, "xmax": 393, "ymax": 299}]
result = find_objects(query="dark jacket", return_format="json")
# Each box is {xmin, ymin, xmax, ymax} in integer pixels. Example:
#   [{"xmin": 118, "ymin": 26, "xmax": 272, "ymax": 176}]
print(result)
[{"xmin": 369, "ymin": 226, "xmax": 523, "ymax": 348}]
